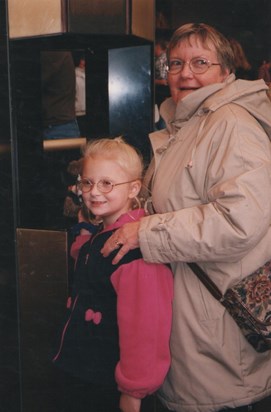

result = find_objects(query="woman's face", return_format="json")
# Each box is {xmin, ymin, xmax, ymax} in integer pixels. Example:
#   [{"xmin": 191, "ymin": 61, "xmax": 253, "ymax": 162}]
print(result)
[{"xmin": 168, "ymin": 35, "xmax": 230, "ymax": 103}]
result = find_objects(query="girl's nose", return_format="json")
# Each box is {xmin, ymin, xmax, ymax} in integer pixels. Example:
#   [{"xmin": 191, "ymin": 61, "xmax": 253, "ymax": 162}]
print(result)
[{"xmin": 90, "ymin": 183, "xmax": 100, "ymax": 195}]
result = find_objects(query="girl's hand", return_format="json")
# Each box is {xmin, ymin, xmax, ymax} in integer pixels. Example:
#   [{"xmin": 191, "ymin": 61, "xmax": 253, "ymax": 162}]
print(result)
[
  {"xmin": 119, "ymin": 393, "xmax": 141, "ymax": 412},
  {"xmin": 100, "ymin": 221, "xmax": 140, "ymax": 265}
]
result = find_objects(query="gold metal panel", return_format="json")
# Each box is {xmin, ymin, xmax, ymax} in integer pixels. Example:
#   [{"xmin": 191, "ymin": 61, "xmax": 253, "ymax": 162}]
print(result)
[
  {"xmin": 8, "ymin": 0, "xmax": 154, "ymax": 40},
  {"xmin": 16, "ymin": 228, "xmax": 69, "ymax": 410},
  {"xmin": 8, "ymin": 0, "xmax": 65, "ymax": 39},
  {"xmin": 43, "ymin": 137, "xmax": 87, "ymax": 152},
  {"xmin": 16, "ymin": 228, "xmax": 68, "ymax": 361},
  {"xmin": 132, "ymin": 0, "xmax": 155, "ymax": 41},
  {"xmin": 16, "ymin": 228, "xmax": 68, "ymax": 285}
]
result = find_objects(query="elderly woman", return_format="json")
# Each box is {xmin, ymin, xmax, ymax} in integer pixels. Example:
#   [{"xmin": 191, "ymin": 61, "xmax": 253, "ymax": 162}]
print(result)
[{"xmin": 102, "ymin": 23, "xmax": 271, "ymax": 412}]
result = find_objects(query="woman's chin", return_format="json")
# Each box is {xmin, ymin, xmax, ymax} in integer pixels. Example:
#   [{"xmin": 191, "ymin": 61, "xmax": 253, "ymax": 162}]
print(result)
[{"xmin": 178, "ymin": 88, "xmax": 196, "ymax": 101}]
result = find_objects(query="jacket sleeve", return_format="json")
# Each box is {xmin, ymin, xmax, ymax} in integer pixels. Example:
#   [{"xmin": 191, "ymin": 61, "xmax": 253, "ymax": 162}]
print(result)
[
  {"xmin": 139, "ymin": 105, "xmax": 271, "ymax": 266},
  {"xmin": 111, "ymin": 259, "xmax": 173, "ymax": 399}
]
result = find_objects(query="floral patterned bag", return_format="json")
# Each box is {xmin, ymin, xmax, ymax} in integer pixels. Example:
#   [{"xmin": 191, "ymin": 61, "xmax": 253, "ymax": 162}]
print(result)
[{"xmin": 187, "ymin": 261, "xmax": 271, "ymax": 353}]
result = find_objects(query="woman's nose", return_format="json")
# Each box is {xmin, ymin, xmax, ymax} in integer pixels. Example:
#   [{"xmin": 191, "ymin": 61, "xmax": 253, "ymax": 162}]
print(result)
[{"xmin": 179, "ymin": 61, "xmax": 193, "ymax": 77}]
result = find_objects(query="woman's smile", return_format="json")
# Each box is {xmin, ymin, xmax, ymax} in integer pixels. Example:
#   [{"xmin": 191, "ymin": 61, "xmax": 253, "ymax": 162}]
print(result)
[{"xmin": 168, "ymin": 36, "xmax": 229, "ymax": 103}]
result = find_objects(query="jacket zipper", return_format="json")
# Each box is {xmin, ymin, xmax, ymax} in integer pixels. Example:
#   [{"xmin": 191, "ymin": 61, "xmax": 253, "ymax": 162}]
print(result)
[{"xmin": 52, "ymin": 294, "xmax": 79, "ymax": 362}]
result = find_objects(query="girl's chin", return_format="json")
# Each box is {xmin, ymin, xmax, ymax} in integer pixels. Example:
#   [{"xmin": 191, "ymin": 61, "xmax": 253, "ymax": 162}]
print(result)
[
  {"xmin": 90, "ymin": 207, "xmax": 104, "ymax": 214},
  {"xmin": 88, "ymin": 206, "xmax": 104, "ymax": 215}
]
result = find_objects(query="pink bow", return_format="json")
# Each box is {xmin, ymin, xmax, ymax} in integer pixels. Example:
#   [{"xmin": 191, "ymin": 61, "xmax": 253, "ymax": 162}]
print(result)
[{"xmin": 85, "ymin": 309, "xmax": 102, "ymax": 325}]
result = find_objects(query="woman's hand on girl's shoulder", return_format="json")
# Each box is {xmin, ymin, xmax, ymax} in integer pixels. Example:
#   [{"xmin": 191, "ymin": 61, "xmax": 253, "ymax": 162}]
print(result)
[{"xmin": 101, "ymin": 221, "xmax": 140, "ymax": 264}]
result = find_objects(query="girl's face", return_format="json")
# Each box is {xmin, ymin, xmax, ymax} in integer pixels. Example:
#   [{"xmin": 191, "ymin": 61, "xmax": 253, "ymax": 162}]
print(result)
[
  {"xmin": 81, "ymin": 156, "xmax": 140, "ymax": 227},
  {"xmin": 168, "ymin": 36, "xmax": 230, "ymax": 103}
]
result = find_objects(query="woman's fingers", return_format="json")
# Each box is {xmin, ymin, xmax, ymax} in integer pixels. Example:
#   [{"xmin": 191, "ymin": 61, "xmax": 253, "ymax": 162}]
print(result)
[
  {"xmin": 111, "ymin": 244, "xmax": 131, "ymax": 265},
  {"xmin": 101, "ymin": 229, "xmax": 124, "ymax": 257},
  {"xmin": 101, "ymin": 222, "xmax": 140, "ymax": 263}
]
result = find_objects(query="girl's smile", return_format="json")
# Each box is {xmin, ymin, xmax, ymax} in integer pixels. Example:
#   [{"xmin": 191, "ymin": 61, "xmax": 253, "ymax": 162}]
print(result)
[{"xmin": 81, "ymin": 156, "xmax": 140, "ymax": 228}]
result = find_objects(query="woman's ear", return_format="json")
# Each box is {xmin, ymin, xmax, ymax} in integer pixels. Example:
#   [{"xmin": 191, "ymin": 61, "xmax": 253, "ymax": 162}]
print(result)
[{"xmin": 128, "ymin": 179, "xmax": 142, "ymax": 199}]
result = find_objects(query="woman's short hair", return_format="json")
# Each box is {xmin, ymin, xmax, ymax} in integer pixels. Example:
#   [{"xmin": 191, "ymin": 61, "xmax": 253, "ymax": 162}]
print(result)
[
  {"xmin": 228, "ymin": 37, "xmax": 251, "ymax": 72},
  {"xmin": 82, "ymin": 137, "xmax": 144, "ymax": 180},
  {"xmin": 167, "ymin": 23, "xmax": 235, "ymax": 74}
]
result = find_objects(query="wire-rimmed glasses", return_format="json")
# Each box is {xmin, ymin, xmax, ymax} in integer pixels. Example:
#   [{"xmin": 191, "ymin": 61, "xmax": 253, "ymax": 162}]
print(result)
[
  {"xmin": 167, "ymin": 57, "xmax": 221, "ymax": 75},
  {"xmin": 77, "ymin": 178, "xmax": 136, "ymax": 194}
]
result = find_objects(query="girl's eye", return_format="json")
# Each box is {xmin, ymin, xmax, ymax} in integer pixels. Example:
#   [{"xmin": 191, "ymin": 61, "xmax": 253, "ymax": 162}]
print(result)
[
  {"xmin": 100, "ymin": 180, "xmax": 113, "ymax": 188},
  {"xmin": 82, "ymin": 179, "xmax": 92, "ymax": 187}
]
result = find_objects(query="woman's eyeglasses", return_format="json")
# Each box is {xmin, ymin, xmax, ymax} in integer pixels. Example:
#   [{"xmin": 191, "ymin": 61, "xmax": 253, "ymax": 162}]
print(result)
[{"xmin": 167, "ymin": 57, "xmax": 221, "ymax": 75}]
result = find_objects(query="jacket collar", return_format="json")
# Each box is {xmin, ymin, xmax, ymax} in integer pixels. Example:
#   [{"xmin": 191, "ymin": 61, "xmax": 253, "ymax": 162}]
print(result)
[
  {"xmin": 160, "ymin": 74, "xmax": 235, "ymax": 133},
  {"xmin": 100, "ymin": 209, "xmax": 145, "ymax": 234}
]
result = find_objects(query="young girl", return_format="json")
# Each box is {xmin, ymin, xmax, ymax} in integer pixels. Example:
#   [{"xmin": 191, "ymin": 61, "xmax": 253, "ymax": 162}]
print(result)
[{"xmin": 52, "ymin": 138, "xmax": 173, "ymax": 412}]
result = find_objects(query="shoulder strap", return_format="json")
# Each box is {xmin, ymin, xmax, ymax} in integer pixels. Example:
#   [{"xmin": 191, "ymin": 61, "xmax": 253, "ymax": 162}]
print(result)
[{"xmin": 187, "ymin": 262, "xmax": 223, "ymax": 301}]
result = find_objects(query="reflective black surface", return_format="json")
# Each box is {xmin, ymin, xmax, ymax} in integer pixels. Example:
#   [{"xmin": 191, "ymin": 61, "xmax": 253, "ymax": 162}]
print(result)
[
  {"xmin": 0, "ymin": 1, "xmax": 20, "ymax": 411},
  {"xmin": 3, "ymin": 27, "xmax": 154, "ymax": 412},
  {"xmin": 9, "ymin": 34, "xmax": 153, "ymax": 231}
]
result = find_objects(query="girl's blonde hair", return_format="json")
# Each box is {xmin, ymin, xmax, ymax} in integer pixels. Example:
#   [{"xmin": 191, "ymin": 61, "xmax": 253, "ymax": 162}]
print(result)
[{"xmin": 82, "ymin": 136, "xmax": 144, "ymax": 180}]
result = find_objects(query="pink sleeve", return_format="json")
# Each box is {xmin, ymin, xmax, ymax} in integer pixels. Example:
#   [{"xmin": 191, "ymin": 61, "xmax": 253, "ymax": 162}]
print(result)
[
  {"xmin": 111, "ymin": 259, "xmax": 173, "ymax": 399},
  {"xmin": 70, "ymin": 234, "xmax": 91, "ymax": 260}
]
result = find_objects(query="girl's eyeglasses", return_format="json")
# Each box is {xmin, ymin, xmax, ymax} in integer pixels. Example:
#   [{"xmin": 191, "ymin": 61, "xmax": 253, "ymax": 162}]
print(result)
[{"xmin": 77, "ymin": 178, "xmax": 136, "ymax": 194}]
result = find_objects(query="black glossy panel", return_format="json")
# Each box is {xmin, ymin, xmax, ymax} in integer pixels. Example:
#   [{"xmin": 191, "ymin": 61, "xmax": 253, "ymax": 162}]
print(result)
[
  {"xmin": 0, "ymin": 1, "xmax": 20, "ymax": 411},
  {"xmin": 10, "ymin": 35, "xmax": 153, "ymax": 229},
  {"xmin": 109, "ymin": 45, "xmax": 152, "ymax": 162},
  {"xmin": 86, "ymin": 42, "xmax": 153, "ymax": 164}
]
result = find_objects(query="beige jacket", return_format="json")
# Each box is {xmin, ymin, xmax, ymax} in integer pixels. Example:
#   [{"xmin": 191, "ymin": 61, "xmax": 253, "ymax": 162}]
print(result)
[{"xmin": 139, "ymin": 74, "xmax": 271, "ymax": 412}]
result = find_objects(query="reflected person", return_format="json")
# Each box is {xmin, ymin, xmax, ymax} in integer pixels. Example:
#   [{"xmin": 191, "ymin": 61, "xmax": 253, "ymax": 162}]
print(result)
[{"xmin": 41, "ymin": 51, "xmax": 80, "ymax": 139}]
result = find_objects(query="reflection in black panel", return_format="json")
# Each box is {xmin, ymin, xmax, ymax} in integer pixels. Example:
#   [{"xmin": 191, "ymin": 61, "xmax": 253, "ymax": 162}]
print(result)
[
  {"xmin": 10, "ymin": 35, "xmax": 153, "ymax": 230},
  {"xmin": 109, "ymin": 45, "xmax": 152, "ymax": 163},
  {"xmin": 86, "ymin": 43, "xmax": 153, "ymax": 165}
]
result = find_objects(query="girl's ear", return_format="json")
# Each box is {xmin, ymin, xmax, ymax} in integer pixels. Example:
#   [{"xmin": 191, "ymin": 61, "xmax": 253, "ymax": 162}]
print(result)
[{"xmin": 128, "ymin": 179, "xmax": 142, "ymax": 199}]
